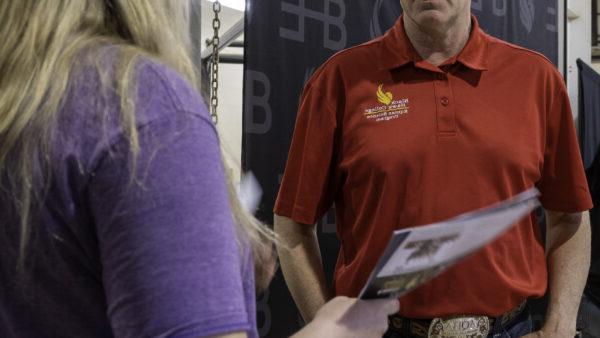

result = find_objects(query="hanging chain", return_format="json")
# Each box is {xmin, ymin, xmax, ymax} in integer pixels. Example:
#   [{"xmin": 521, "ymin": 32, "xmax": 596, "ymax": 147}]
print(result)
[{"xmin": 210, "ymin": 0, "xmax": 221, "ymax": 125}]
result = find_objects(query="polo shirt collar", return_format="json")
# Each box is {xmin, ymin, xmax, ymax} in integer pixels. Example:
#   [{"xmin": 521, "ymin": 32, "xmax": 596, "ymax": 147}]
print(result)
[{"xmin": 378, "ymin": 15, "xmax": 489, "ymax": 71}]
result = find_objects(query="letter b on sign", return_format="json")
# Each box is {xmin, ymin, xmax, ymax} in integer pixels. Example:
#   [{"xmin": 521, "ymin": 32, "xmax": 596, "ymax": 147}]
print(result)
[{"xmin": 245, "ymin": 70, "xmax": 272, "ymax": 135}]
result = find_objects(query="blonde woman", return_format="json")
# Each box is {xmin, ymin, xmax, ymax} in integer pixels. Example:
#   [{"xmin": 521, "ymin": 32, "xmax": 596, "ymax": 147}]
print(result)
[{"xmin": 0, "ymin": 1, "xmax": 397, "ymax": 337}]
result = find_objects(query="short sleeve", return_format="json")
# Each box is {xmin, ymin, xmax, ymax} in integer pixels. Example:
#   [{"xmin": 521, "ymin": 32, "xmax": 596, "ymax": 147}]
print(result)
[
  {"xmin": 88, "ymin": 112, "xmax": 252, "ymax": 338},
  {"xmin": 274, "ymin": 83, "xmax": 339, "ymax": 225},
  {"xmin": 537, "ymin": 80, "xmax": 593, "ymax": 212}
]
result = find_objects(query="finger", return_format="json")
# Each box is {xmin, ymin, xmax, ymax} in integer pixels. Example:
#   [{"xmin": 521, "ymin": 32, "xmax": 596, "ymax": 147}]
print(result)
[
  {"xmin": 364, "ymin": 298, "xmax": 400, "ymax": 315},
  {"xmin": 379, "ymin": 317, "xmax": 390, "ymax": 333},
  {"xmin": 380, "ymin": 298, "xmax": 400, "ymax": 314}
]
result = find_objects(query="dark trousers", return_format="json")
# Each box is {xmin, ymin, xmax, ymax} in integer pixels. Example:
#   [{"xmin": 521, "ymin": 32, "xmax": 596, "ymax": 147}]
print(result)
[{"xmin": 577, "ymin": 293, "xmax": 600, "ymax": 338}]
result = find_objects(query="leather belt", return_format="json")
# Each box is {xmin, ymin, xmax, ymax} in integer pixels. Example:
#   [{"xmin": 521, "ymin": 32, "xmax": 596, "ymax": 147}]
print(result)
[{"xmin": 388, "ymin": 302, "xmax": 526, "ymax": 338}]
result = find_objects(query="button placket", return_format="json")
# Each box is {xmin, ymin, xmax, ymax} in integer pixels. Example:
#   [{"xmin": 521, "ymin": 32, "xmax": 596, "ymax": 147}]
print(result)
[{"xmin": 432, "ymin": 72, "xmax": 456, "ymax": 134}]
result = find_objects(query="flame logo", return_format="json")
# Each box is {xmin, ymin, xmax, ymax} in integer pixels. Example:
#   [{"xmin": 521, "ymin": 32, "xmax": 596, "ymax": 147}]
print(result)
[{"xmin": 377, "ymin": 84, "xmax": 393, "ymax": 105}]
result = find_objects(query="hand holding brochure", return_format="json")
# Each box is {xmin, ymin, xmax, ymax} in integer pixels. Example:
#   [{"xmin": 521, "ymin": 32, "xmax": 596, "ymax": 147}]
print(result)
[{"xmin": 359, "ymin": 188, "xmax": 540, "ymax": 299}]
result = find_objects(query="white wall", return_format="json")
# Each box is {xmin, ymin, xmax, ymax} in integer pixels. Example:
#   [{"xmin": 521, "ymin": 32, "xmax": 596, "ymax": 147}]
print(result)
[
  {"xmin": 567, "ymin": 0, "xmax": 592, "ymax": 119},
  {"xmin": 593, "ymin": 0, "xmax": 600, "ymax": 75},
  {"xmin": 199, "ymin": 1, "xmax": 245, "ymax": 182},
  {"xmin": 558, "ymin": 0, "xmax": 565, "ymax": 78},
  {"xmin": 215, "ymin": 63, "xmax": 244, "ymax": 182}
]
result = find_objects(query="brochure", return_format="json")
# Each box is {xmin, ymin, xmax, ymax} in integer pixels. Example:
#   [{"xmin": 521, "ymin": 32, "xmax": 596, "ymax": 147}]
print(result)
[{"xmin": 359, "ymin": 188, "xmax": 541, "ymax": 299}]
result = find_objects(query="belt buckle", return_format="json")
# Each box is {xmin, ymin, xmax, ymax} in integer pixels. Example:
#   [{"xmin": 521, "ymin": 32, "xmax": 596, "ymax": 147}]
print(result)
[{"xmin": 428, "ymin": 316, "xmax": 490, "ymax": 338}]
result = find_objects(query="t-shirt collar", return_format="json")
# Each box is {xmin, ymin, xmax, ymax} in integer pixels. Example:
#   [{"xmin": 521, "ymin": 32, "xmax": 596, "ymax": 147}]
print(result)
[{"xmin": 378, "ymin": 14, "xmax": 489, "ymax": 72}]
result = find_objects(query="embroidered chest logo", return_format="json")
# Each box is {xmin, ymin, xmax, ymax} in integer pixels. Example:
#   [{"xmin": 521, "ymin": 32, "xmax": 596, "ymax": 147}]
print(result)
[{"xmin": 364, "ymin": 84, "xmax": 409, "ymax": 122}]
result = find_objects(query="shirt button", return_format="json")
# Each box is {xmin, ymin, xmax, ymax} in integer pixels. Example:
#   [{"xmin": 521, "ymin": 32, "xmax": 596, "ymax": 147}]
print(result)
[{"xmin": 441, "ymin": 97, "xmax": 450, "ymax": 106}]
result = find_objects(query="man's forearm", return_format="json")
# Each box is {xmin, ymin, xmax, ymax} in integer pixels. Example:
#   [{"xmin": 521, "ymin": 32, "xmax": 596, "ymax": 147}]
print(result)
[
  {"xmin": 544, "ymin": 210, "xmax": 591, "ymax": 335},
  {"xmin": 274, "ymin": 215, "xmax": 333, "ymax": 322}
]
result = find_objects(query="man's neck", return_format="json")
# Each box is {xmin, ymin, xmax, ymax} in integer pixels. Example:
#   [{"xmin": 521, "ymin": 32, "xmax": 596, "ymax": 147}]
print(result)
[{"xmin": 403, "ymin": 14, "xmax": 472, "ymax": 67}]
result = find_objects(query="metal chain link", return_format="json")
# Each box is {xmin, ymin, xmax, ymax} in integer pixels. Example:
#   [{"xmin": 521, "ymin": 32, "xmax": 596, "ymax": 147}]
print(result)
[{"xmin": 210, "ymin": 0, "xmax": 221, "ymax": 125}]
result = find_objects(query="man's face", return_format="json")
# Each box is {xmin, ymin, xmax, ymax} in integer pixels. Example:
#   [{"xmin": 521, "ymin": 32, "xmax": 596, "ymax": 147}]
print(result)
[{"xmin": 400, "ymin": 0, "xmax": 471, "ymax": 29}]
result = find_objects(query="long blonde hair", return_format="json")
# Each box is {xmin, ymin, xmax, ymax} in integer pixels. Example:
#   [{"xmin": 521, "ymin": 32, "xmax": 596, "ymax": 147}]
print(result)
[{"xmin": 0, "ymin": 0, "xmax": 275, "ymax": 289}]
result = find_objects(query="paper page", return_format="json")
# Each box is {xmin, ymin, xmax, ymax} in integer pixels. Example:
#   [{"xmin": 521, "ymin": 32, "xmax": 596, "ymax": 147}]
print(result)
[{"xmin": 359, "ymin": 188, "xmax": 540, "ymax": 299}]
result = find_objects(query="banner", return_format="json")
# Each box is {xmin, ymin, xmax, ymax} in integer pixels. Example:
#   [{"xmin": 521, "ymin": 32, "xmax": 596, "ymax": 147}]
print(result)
[
  {"xmin": 577, "ymin": 59, "xmax": 600, "ymax": 306},
  {"xmin": 243, "ymin": 1, "xmax": 558, "ymax": 337},
  {"xmin": 579, "ymin": 59, "xmax": 600, "ymax": 169}
]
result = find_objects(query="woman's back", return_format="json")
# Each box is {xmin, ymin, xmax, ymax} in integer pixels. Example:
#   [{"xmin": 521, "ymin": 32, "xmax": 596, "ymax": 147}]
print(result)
[{"xmin": 0, "ymin": 53, "xmax": 258, "ymax": 338}]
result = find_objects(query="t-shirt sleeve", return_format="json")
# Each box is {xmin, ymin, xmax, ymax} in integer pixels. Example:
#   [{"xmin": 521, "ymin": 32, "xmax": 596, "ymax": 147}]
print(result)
[
  {"xmin": 537, "ymin": 79, "xmax": 593, "ymax": 212},
  {"xmin": 273, "ymin": 83, "xmax": 340, "ymax": 225},
  {"xmin": 88, "ymin": 111, "xmax": 252, "ymax": 338}
]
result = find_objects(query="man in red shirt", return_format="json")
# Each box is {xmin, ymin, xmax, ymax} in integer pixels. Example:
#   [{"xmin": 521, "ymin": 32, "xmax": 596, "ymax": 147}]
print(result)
[{"xmin": 274, "ymin": 1, "xmax": 592, "ymax": 337}]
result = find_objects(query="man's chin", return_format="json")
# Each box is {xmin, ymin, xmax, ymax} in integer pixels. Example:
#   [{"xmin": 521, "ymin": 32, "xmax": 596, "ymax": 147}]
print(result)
[
  {"xmin": 414, "ymin": 10, "xmax": 448, "ymax": 24},
  {"xmin": 410, "ymin": 11, "xmax": 452, "ymax": 31}
]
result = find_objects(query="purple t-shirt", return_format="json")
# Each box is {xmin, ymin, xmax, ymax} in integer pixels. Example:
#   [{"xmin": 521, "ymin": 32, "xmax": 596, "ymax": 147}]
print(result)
[{"xmin": 0, "ymin": 54, "xmax": 258, "ymax": 338}]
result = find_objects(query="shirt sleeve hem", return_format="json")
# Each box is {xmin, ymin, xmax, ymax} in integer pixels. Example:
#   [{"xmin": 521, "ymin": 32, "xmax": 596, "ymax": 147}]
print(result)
[
  {"xmin": 187, "ymin": 322, "xmax": 252, "ymax": 338},
  {"xmin": 116, "ymin": 317, "xmax": 253, "ymax": 338},
  {"xmin": 273, "ymin": 200, "xmax": 319, "ymax": 226}
]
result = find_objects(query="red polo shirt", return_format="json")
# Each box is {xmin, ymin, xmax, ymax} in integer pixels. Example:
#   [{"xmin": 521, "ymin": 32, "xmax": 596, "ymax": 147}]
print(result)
[{"xmin": 274, "ymin": 16, "xmax": 592, "ymax": 317}]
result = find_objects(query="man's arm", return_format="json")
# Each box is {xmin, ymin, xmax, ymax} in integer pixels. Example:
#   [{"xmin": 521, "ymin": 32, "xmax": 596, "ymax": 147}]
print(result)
[
  {"xmin": 526, "ymin": 210, "xmax": 591, "ymax": 337},
  {"xmin": 274, "ymin": 214, "xmax": 333, "ymax": 322}
]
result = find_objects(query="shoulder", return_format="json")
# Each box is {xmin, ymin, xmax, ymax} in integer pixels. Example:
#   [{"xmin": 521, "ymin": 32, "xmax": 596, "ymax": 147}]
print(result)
[
  {"xmin": 327, "ymin": 37, "xmax": 383, "ymax": 68},
  {"xmin": 58, "ymin": 48, "xmax": 217, "ymax": 174},
  {"xmin": 485, "ymin": 35, "xmax": 563, "ymax": 85},
  {"xmin": 64, "ymin": 46, "xmax": 212, "ymax": 127},
  {"xmin": 134, "ymin": 59, "xmax": 209, "ymax": 121},
  {"xmin": 305, "ymin": 37, "xmax": 383, "ymax": 91}
]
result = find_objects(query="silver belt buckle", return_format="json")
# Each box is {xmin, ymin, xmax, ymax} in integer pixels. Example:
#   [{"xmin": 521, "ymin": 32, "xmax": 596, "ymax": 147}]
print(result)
[{"xmin": 428, "ymin": 316, "xmax": 491, "ymax": 338}]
